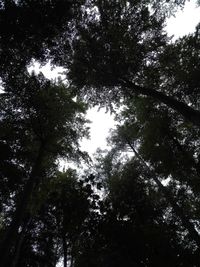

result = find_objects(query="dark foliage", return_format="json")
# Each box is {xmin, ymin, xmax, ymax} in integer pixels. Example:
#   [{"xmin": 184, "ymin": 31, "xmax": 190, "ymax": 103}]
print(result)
[{"xmin": 0, "ymin": 0, "xmax": 199, "ymax": 266}]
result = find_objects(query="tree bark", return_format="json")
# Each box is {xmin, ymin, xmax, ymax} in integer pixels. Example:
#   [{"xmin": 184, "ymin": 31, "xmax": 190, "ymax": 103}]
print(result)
[
  {"xmin": 121, "ymin": 79, "xmax": 200, "ymax": 127},
  {"xmin": 0, "ymin": 142, "xmax": 46, "ymax": 267}
]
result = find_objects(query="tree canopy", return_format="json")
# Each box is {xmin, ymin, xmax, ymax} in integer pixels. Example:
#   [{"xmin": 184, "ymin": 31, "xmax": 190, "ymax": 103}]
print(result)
[{"xmin": 0, "ymin": 0, "xmax": 200, "ymax": 266}]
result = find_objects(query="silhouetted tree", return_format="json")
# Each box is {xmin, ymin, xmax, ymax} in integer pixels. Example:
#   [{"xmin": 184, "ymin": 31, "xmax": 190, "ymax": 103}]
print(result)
[{"xmin": 0, "ymin": 73, "xmax": 88, "ymax": 266}]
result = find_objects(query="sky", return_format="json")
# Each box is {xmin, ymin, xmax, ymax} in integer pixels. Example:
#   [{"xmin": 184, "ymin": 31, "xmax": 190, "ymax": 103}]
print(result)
[
  {"xmin": 28, "ymin": 0, "xmax": 200, "ymax": 161},
  {"xmin": 166, "ymin": 0, "xmax": 200, "ymax": 38}
]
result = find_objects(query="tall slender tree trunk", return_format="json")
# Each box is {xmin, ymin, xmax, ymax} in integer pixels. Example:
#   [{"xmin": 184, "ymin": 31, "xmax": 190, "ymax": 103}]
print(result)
[
  {"xmin": 62, "ymin": 232, "xmax": 68, "ymax": 267},
  {"xmin": 127, "ymin": 141, "xmax": 200, "ymax": 250},
  {"xmin": 121, "ymin": 79, "xmax": 200, "ymax": 127},
  {"xmin": 0, "ymin": 142, "xmax": 46, "ymax": 267}
]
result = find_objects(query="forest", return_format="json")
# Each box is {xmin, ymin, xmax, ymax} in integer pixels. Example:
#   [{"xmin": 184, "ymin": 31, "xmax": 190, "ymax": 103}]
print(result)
[{"xmin": 0, "ymin": 0, "xmax": 200, "ymax": 266}]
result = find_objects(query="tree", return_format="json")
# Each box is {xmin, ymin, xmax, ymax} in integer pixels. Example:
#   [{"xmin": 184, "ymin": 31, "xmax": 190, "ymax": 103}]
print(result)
[
  {"xmin": 74, "ymin": 156, "xmax": 199, "ymax": 267},
  {"xmin": 102, "ymin": 93, "xmax": 200, "ymax": 250},
  {"xmin": 0, "ymin": 0, "xmax": 200, "ymax": 266},
  {"xmin": 0, "ymin": 73, "xmax": 89, "ymax": 266},
  {"xmin": 13, "ymin": 169, "xmax": 97, "ymax": 267},
  {"xmin": 0, "ymin": 0, "xmax": 84, "ymax": 80},
  {"xmin": 66, "ymin": 0, "xmax": 200, "ymax": 126}
]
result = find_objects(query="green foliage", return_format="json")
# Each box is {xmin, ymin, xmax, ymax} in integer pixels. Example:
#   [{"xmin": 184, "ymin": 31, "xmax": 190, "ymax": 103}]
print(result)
[
  {"xmin": 0, "ymin": 0, "xmax": 84, "ymax": 79},
  {"xmin": 16, "ymin": 169, "xmax": 96, "ymax": 267},
  {"xmin": 1, "ymin": 73, "xmax": 89, "ymax": 162},
  {"xmin": 69, "ymin": 0, "xmax": 167, "ymax": 90},
  {"xmin": 0, "ymin": 0, "xmax": 200, "ymax": 266},
  {"xmin": 74, "ymin": 157, "xmax": 199, "ymax": 267},
  {"xmin": 0, "ymin": 72, "xmax": 90, "ymax": 266}
]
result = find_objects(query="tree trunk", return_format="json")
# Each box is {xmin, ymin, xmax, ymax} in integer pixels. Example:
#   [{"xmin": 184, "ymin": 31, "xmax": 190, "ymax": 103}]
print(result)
[
  {"xmin": 127, "ymin": 142, "xmax": 200, "ymax": 250},
  {"xmin": 62, "ymin": 233, "xmax": 68, "ymax": 267},
  {"xmin": 11, "ymin": 218, "xmax": 32, "ymax": 267},
  {"xmin": 121, "ymin": 79, "xmax": 200, "ymax": 127},
  {"xmin": 0, "ymin": 143, "xmax": 46, "ymax": 267}
]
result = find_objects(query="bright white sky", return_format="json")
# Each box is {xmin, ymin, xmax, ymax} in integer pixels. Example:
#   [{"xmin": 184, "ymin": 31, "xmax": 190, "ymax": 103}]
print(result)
[
  {"xmin": 28, "ymin": 0, "xmax": 200, "ymax": 161},
  {"xmin": 166, "ymin": 0, "xmax": 200, "ymax": 38}
]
